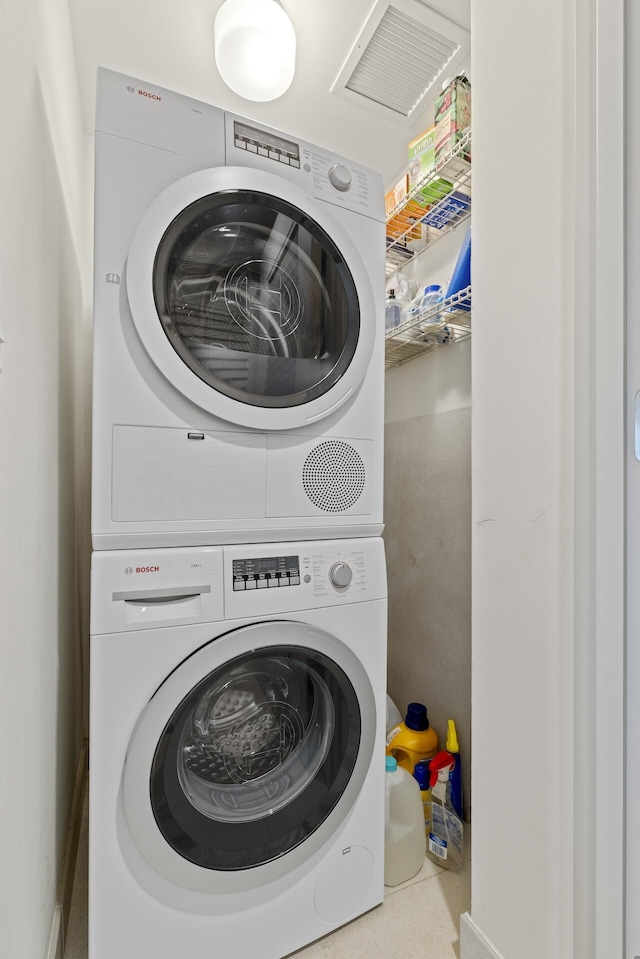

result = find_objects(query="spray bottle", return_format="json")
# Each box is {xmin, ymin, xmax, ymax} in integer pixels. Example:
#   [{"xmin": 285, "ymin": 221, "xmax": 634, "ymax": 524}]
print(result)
[{"xmin": 426, "ymin": 750, "xmax": 463, "ymax": 871}]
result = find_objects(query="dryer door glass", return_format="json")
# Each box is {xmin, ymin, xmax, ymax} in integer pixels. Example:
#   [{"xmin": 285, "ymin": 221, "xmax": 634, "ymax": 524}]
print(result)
[
  {"xmin": 148, "ymin": 645, "xmax": 360, "ymax": 870},
  {"xmin": 152, "ymin": 191, "xmax": 360, "ymax": 408}
]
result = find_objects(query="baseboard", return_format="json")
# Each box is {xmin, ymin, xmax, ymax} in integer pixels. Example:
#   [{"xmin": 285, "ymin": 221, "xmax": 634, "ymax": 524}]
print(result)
[
  {"xmin": 460, "ymin": 913, "xmax": 506, "ymax": 959},
  {"xmin": 48, "ymin": 740, "xmax": 88, "ymax": 959},
  {"xmin": 46, "ymin": 905, "xmax": 64, "ymax": 959}
]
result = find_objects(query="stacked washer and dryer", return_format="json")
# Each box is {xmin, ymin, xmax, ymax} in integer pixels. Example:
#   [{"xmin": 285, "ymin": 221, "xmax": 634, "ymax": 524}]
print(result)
[{"xmin": 89, "ymin": 68, "xmax": 387, "ymax": 959}]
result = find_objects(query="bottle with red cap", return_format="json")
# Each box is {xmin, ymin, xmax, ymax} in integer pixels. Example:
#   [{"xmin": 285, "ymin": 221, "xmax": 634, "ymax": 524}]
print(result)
[
  {"xmin": 426, "ymin": 750, "xmax": 464, "ymax": 871},
  {"xmin": 385, "ymin": 702, "xmax": 439, "ymax": 773}
]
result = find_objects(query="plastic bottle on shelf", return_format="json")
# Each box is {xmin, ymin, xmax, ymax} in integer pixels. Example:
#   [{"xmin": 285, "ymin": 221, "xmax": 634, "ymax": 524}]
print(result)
[
  {"xmin": 418, "ymin": 284, "xmax": 444, "ymax": 331},
  {"xmin": 384, "ymin": 756, "xmax": 426, "ymax": 886},
  {"xmin": 386, "ymin": 702, "xmax": 439, "ymax": 773},
  {"xmin": 384, "ymin": 289, "xmax": 402, "ymax": 331}
]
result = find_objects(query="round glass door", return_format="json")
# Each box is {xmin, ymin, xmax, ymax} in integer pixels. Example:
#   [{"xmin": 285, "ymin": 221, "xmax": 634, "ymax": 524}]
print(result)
[
  {"xmin": 149, "ymin": 644, "xmax": 361, "ymax": 871},
  {"xmin": 152, "ymin": 190, "xmax": 360, "ymax": 409}
]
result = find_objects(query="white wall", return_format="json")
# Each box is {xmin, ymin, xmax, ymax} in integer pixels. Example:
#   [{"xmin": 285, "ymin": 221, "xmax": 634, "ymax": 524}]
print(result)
[
  {"xmin": 469, "ymin": 0, "xmax": 575, "ymax": 953},
  {"xmin": 0, "ymin": 1, "xmax": 89, "ymax": 956},
  {"xmin": 464, "ymin": 1, "xmax": 626, "ymax": 957}
]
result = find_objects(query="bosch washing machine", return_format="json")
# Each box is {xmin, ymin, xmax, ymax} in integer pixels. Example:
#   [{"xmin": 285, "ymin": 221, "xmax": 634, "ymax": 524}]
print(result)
[
  {"xmin": 92, "ymin": 69, "xmax": 385, "ymax": 550},
  {"xmin": 89, "ymin": 537, "xmax": 387, "ymax": 959}
]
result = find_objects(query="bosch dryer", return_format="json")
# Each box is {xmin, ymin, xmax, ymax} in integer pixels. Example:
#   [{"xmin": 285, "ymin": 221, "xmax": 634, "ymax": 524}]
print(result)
[{"xmin": 92, "ymin": 69, "xmax": 385, "ymax": 550}]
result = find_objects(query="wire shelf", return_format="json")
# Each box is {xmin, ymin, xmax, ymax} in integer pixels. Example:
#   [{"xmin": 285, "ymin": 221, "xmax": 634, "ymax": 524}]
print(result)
[
  {"xmin": 385, "ymin": 129, "xmax": 472, "ymax": 277},
  {"xmin": 384, "ymin": 285, "xmax": 471, "ymax": 369}
]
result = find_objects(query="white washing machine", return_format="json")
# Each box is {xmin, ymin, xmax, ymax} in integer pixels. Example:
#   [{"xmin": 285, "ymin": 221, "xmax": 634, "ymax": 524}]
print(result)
[
  {"xmin": 92, "ymin": 69, "xmax": 385, "ymax": 551},
  {"xmin": 89, "ymin": 537, "xmax": 387, "ymax": 959}
]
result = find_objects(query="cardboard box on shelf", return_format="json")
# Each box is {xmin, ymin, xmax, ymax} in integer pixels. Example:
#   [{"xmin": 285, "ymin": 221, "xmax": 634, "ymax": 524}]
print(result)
[
  {"xmin": 408, "ymin": 126, "xmax": 436, "ymax": 184},
  {"xmin": 407, "ymin": 125, "xmax": 454, "ymax": 209},
  {"xmin": 434, "ymin": 75, "xmax": 471, "ymax": 164},
  {"xmin": 421, "ymin": 190, "xmax": 470, "ymax": 230},
  {"xmin": 386, "ymin": 199, "xmax": 427, "ymax": 244},
  {"xmin": 385, "ymin": 174, "xmax": 409, "ymax": 217}
]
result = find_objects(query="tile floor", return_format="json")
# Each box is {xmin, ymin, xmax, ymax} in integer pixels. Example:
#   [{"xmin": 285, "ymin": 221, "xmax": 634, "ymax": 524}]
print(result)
[{"xmin": 64, "ymin": 799, "xmax": 470, "ymax": 959}]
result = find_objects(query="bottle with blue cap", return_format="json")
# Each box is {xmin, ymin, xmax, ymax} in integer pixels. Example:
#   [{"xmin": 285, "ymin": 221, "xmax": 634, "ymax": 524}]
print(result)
[
  {"xmin": 418, "ymin": 284, "xmax": 444, "ymax": 332},
  {"xmin": 413, "ymin": 759, "xmax": 433, "ymax": 839},
  {"xmin": 384, "ymin": 755, "xmax": 426, "ymax": 886},
  {"xmin": 386, "ymin": 702, "xmax": 439, "ymax": 773}
]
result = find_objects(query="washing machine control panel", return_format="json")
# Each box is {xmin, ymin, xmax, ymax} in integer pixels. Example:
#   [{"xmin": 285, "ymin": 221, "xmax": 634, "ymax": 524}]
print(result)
[
  {"xmin": 232, "ymin": 554, "xmax": 300, "ymax": 591},
  {"xmin": 223, "ymin": 538, "xmax": 386, "ymax": 617}
]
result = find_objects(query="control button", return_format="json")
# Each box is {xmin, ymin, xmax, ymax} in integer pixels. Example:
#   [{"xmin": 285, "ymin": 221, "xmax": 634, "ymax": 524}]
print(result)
[
  {"xmin": 329, "ymin": 561, "xmax": 353, "ymax": 589},
  {"xmin": 290, "ymin": 575, "xmax": 300, "ymax": 586},
  {"xmin": 257, "ymin": 577, "xmax": 268, "ymax": 588},
  {"xmin": 247, "ymin": 142, "xmax": 258, "ymax": 153},
  {"xmin": 292, "ymin": 159, "xmax": 302, "ymax": 169},
  {"xmin": 235, "ymin": 138, "xmax": 246, "ymax": 150},
  {"xmin": 233, "ymin": 578, "xmax": 246, "ymax": 591},
  {"xmin": 303, "ymin": 574, "xmax": 311, "ymax": 584},
  {"xmin": 328, "ymin": 163, "xmax": 352, "ymax": 192},
  {"xmin": 245, "ymin": 578, "xmax": 257, "ymax": 590},
  {"xmin": 258, "ymin": 147, "xmax": 268, "ymax": 156},
  {"xmin": 279, "ymin": 155, "xmax": 290, "ymax": 165},
  {"xmin": 269, "ymin": 150, "xmax": 279, "ymax": 160},
  {"xmin": 268, "ymin": 577, "xmax": 279, "ymax": 587}
]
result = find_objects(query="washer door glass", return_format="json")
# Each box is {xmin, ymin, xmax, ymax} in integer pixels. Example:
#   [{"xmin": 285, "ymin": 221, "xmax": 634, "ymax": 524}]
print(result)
[
  {"xmin": 149, "ymin": 645, "xmax": 360, "ymax": 870},
  {"xmin": 153, "ymin": 190, "xmax": 360, "ymax": 408}
]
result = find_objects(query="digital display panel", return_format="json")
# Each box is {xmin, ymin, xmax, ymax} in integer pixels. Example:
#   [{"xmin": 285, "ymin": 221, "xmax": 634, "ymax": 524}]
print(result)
[
  {"xmin": 232, "ymin": 555, "xmax": 300, "ymax": 590},
  {"xmin": 234, "ymin": 121, "xmax": 300, "ymax": 163}
]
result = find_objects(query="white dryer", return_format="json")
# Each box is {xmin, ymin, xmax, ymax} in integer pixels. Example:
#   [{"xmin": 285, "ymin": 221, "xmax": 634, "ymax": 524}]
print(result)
[
  {"xmin": 89, "ymin": 537, "xmax": 387, "ymax": 959},
  {"xmin": 92, "ymin": 69, "xmax": 385, "ymax": 550}
]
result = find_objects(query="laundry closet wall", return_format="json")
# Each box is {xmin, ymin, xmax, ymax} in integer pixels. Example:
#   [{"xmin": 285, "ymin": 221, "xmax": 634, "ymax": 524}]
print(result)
[
  {"xmin": 0, "ymin": 1, "xmax": 90, "ymax": 957},
  {"xmin": 383, "ymin": 231, "xmax": 472, "ymax": 819}
]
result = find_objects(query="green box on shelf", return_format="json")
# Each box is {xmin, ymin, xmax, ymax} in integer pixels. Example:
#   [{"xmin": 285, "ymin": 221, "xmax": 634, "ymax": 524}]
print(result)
[{"xmin": 407, "ymin": 126, "xmax": 453, "ymax": 209}]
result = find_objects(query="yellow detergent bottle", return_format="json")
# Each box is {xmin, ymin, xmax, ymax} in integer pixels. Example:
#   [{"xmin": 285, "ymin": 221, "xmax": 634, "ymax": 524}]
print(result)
[{"xmin": 386, "ymin": 702, "xmax": 439, "ymax": 773}]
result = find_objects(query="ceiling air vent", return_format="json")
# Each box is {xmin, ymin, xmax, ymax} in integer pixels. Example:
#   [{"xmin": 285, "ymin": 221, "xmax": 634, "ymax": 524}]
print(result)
[{"xmin": 331, "ymin": 0, "xmax": 470, "ymax": 123}]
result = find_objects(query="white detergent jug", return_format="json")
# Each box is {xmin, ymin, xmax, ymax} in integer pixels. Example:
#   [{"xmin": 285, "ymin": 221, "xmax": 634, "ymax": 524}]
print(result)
[{"xmin": 384, "ymin": 755, "xmax": 426, "ymax": 886}]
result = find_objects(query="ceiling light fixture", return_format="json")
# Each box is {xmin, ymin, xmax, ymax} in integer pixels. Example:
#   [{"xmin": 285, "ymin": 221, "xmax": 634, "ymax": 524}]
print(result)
[{"xmin": 214, "ymin": 0, "xmax": 296, "ymax": 102}]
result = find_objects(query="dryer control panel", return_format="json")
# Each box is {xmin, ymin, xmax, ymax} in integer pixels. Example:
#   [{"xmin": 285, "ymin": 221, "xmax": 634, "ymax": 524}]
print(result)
[{"xmin": 225, "ymin": 113, "xmax": 384, "ymax": 223}]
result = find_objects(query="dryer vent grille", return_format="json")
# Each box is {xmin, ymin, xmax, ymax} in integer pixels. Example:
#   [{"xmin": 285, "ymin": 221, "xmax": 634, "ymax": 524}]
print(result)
[{"xmin": 302, "ymin": 441, "xmax": 366, "ymax": 512}]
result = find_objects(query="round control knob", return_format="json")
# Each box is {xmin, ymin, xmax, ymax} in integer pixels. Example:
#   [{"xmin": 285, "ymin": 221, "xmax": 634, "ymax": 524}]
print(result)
[
  {"xmin": 329, "ymin": 561, "xmax": 353, "ymax": 589},
  {"xmin": 328, "ymin": 163, "xmax": 352, "ymax": 193}
]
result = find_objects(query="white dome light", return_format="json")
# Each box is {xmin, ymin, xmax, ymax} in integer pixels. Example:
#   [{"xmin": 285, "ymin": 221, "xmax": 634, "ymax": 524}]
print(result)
[{"xmin": 214, "ymin": 0, "xmax": 296, "ymax": 102}]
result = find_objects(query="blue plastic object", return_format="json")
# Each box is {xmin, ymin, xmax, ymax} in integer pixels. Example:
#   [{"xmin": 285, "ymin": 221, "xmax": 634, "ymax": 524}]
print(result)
[
  {"xmin": 413, "ymin": 759, "xmax": 431, "ymax": 790},
  {"xmin": 445, "ymin": 225, "xmax": 471, "ymax": 309},
  {"xmin": 449, "ymin": 757, "xmax": 463, "ymax": 820},
  {"xmin": 405, "ymin": 702, "xmax": 430, "ymax": 731}
]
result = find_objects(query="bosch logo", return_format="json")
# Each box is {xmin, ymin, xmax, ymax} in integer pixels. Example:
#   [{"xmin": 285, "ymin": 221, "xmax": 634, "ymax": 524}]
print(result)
[
  {"xmin": 138, "ymin": 89, "xmax": 161, "ymax": 101},
  {"xmin": 124, "ymin": 567, "xmax": 133, "ymax": 575},
  {"xmin": 126, "ymin": 85, "xmax": 135, "ymax": 94},
  {"xmin": 136, "ymin": 566, "xmax": 160, "ymax": 573}
]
